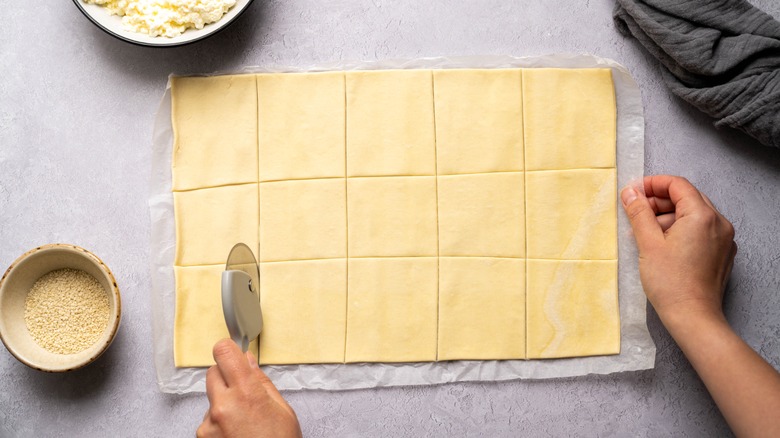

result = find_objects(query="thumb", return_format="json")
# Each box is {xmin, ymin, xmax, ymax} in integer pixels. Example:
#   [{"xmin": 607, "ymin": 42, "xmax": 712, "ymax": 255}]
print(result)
[{"xmin": 621, "ymin": 186, "xmax": 662, "ymax": 251}]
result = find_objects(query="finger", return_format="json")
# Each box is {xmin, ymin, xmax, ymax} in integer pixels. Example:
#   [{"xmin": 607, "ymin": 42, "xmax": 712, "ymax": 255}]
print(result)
[
  {"xmin": 701, "ymin": 193, "xmax": 726, "ymax": 220},
  {"xmin": 643, "ymin": 175, "xmax": 709, "ymax": 215},
  {"xmin": 700, "ymin": 193, "xmax": 729, "ymax": 222},
  {"xmin": 647, "ymin": 196, "xmax": 675, "ymax": 214},
  {"xmin": 700, "ymin": 193, "xmax": 716, "ymax": 210},
  {"xmin": 246, "ymin": 351, "xmax": 260, "ymax": 370},
  {"xmin": 212, "ymin": 338, "xmax": 251, "ymax": 388},
  {"xmin": 206, "ymin": 365, "xmax": 226, "ymax": 405},
  {"xmin": 621, "ymin": 186, "xmax": 664, "ymax": 250},
  {"xmin": 656, "ymin": 212, "xmax": 676, "ymax": 232}
]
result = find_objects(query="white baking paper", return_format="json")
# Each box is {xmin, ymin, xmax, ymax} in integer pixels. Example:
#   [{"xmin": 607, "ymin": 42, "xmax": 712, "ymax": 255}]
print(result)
[{"xmin": 149, "ymin": 54, "xmax": 655, "ymax": 393}]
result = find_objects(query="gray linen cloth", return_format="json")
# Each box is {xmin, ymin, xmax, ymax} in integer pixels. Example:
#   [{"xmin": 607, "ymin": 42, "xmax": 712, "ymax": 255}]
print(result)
[{"xmin": 613, "ymin": 0, "xmax": 780, "ymax": 148}]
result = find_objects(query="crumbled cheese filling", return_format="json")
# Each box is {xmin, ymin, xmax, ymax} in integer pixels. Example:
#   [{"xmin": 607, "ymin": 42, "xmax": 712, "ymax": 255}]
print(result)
[{"xmin": 84, "ymin": 0, "xmax": 238, "ymax": 38}]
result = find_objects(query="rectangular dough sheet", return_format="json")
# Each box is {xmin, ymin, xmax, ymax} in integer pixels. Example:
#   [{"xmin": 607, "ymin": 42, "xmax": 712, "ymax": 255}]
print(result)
[{"xmin": 170, "ymin": 68, "xmax": 619, "ymax": 367}]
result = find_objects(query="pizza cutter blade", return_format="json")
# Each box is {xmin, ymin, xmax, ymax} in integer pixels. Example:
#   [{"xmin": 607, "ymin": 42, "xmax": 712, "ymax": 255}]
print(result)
[{"xmin": 222, "ymin": 243, "xmax": 263, "ymax": 353}]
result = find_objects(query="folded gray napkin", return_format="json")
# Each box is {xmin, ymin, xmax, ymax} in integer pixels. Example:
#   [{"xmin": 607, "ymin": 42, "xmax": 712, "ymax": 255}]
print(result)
[{"xmin": 613, "ymin": 0, "xmax": 780, "ymax": 148}]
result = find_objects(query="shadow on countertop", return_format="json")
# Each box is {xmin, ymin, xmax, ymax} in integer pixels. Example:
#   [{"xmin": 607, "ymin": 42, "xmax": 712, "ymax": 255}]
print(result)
[
  {"xmin": 19, "ymin": 327, "xmax": 125, "ymax": 401},
  {"xmin": 683, "ymin": 99, "xmax": 780, "ymax": 169},
  {"xmin": 86, "ymin": 0, "xmax": 269, "ymax": 80}
]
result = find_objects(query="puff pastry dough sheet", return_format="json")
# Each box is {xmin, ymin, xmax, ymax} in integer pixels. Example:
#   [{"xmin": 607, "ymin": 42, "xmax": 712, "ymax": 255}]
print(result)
[
  {"xmin": 171, "ymin": 68, "xmax": 619, "ymax": 367},
  {"xmin": 174, "ymin": 183, "xmax": 259, "ymax": 266},
  {"xmin": 437, "ymin": 173, "xmax": 525, "ymax": 258},
  {"xmin": 347, "ymin": 176, "xmax": 438, "ymax": 258},
  {"xmin": 433, "ymin": 69, "xmax": 524, "ymax": 175},
  {"xmin": 257, "ymin": 72, "xmax": 346, "ymax": 182},
  {"xmin": 526, "ymin": 260, "xmax": 619, "ymax": 359},
  {"xmin": 525, "ymin": 169, "xmax": 617, "ymax": 260},
  {"xmin": 259, "ymin": 259, "xmax": 347, "ymax": 365},
  {"xmin": 345, "ymin": 257, "xmax": 438, "ymax": 363},
  {"xmin": 174, "ymin": 265, "xmax": 259, "ymax": 366},
  {"xmin": 346, "ymin": 70, "xmax": 436, "ymax": 177},
  {"xmin": 171, "ymin": 75, "xmax": 258, "ymax": 191},
  {"xmin": 259, "ymin": 179, "xmax": 347, "ymax": 262},
  {"xmin": 438, "ymin": 257, "xmax": 526, "ymax": 361},
  {"xmin": 522, "ymin": 68, "xmax": 616, "ymax": 171}
]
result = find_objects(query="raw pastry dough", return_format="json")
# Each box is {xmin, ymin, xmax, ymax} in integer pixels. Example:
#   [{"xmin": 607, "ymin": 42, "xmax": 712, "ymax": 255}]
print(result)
[
  {"xmin": 171, "ymin": 68, "xmax": 620, "ymax": 367},
  {"xmin": 257, "ymin": 72, "xmax": 346, "ymax": 182},
  {"xmin": 526, "ymin": 260, "xmax": 619, "ymax": 359},
  {"xmin": 523, "ymin": 68, "xmax": 616, "ymax": 171},
  {"xmin": 345, "ymin": 257, "xmax": 438, "ymax": 363},
  {"xmin": 437, "ymin": 172, "xmax": 525, "ymax": 258},
  {"xmin": 174, "ymin": 265, "xmax": 259, "ymax": 367},
  {"xmin": 174, "ymin": 183, "xmax": 259, "ymax": 266},
  {"xmin": 525, "ymin": 169, "xmax": 617, "ymax": 260},
  {"xmin": 346, "ymin": 70, "xmax": 436, "ymax": 177},
  {"xmin": 259, "ymin": 179, "xmax": 346, "ymax": 262},
  {"xmin": 171, "ymin": 75, "xmax": 258, "ymax": 191},
  {"xmin": 438, "ymin": 257, "xmax": 525, "ymax": 361},
  {"xmin": 347, "ymin": 176, "xmax": 438, "ymax": 257},
  {"xmin": 433, "ymin": 69, "xmax": 523, "ymax": 175},
  {"xmin": 259, "ymin": 259, "xmax": 347, "ymax": 364}
]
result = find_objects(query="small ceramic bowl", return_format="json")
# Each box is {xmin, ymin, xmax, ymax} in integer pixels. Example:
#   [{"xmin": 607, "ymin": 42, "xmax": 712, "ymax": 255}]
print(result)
[
  {"xmin": 0, "ymin": 244, "xmax": 122, "ymax": 372},
  {"xmin": 72, "ymin": 0, "xmax": 255, "ymax": 47}
]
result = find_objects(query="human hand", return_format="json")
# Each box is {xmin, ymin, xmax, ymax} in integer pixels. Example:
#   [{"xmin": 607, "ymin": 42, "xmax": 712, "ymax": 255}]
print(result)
[
  {"xmin": 623, "ymin": 176, "xmax": 780, "ymax": 437},
  {"xmin": 197, "ymin": 339, "xmax": 302, "ymax": 438},
  {"xmin": 620, "ymin": 175, "xmax": 737, "ymax": 323}
]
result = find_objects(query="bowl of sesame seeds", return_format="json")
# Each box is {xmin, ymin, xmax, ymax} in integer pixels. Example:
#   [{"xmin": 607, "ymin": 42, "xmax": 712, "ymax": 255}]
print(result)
[{"xmin": 0, "ymin": 244, "xmax": 121, "ymax": 372}]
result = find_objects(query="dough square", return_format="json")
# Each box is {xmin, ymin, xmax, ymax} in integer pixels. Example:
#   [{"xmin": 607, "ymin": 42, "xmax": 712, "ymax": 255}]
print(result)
[
  {"xmin": 346, "ymin": 70, "xmax": 436, "ymax": 177},
  {"xmin": 526, "ymin": 260, "xmax": 620, "ymax": 359},
  {"xmin": 174, "ymin": 265, "xmax": 259, "ymax": 367},
  {"xmin": 257, "ymin": 72, "xmax": 346, "ymax": 182},
  {"xmin": 345, "ymin": 257, "xmax": 438, "ymax": 363},
  {"xmin": 174, "ymin": 183, "xmax": 259, "ymax": 266},
  {"xmin": 347, "ymin": 176, "xmax": 438, "ymax": 257},
  {"xmin": 438, "ymin": 257, "xmax": 525, "ymax": 361},
  {"xmin": 433, "ymin": 69, "xmax": 524, "ymax": 175},
  {"xmin": 525, "ymin": 169, "xmax": 617, "ymax": 260},
  {"xmin": 171, "ymin": 75, "xmax": 258, "ymax": 191},
  {"xmin": 259, "ymin": 179, "xmax": 346, "ymax": 262},
  {"xmin": 258, "ymin": 259, "xmax": 347, "ymax": 365},
  {"xmin": 522, "ymin": 68, "xmax": 616, "ymax": 171},
  {"xmin": 437, "ymin": 173, "xmax": 525, "ymax": 258}
]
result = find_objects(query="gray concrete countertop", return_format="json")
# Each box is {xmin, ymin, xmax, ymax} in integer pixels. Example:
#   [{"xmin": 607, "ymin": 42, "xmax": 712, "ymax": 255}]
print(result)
[{"xmin": 2, "ymin": 1, "xmax": 779, "ymax": 436}]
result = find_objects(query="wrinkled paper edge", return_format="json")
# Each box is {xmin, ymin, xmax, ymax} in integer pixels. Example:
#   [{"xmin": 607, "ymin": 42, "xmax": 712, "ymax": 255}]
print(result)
[{"xmin": 149, "ymin": 54, "xmax": 655, "ymax": 393}]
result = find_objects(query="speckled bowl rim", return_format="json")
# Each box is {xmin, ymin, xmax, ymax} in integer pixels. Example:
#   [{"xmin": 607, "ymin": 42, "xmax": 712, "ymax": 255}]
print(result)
[
  {"xmin": 0, "ymin": 244, "xmax": 122, "ymax": 372},
  {"xmin": 71, "ymin": 0, "xmax": 256, "ymax": 48}
]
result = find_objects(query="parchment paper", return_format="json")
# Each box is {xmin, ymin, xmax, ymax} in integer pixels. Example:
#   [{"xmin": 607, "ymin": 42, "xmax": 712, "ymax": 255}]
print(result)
[{"xmin": 149, "ymin": 54, "xmax": 655, "ymax": 393}]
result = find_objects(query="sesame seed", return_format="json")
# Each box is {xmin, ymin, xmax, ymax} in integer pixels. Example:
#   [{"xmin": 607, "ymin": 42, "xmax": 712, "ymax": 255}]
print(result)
[{"xmin": 24, "ymin": 268, "xmax": 110, "ymax": 355}]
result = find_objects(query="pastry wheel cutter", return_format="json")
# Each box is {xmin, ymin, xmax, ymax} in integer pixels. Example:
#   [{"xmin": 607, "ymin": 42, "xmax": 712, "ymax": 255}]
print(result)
[{"xmin": 221, "ymin": 243, "xmax": 263, "ymax": 353}]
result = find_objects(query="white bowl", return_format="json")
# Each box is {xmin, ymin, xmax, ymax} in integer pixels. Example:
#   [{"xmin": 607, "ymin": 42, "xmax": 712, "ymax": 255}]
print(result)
[
  {"xmin": 0, "ymin": 244, "xmax": 122, "ymax": 372},
  {"xmin": 72, "ymin": 0, "xmax": 255, "ymax": 47}
]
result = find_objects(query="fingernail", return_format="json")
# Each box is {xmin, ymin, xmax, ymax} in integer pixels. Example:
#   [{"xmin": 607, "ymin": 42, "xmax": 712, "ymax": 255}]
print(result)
[
  {"xmin": 621, "ymin": 186, "xmax": 637, "ymax": 206},
  {"xmin": 246, "ymin": 351, "xmax": 259, "ymax": 368}
]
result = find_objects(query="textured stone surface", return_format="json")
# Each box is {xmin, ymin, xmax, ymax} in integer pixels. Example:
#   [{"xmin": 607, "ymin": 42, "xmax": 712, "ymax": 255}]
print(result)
[{"xmin": 1, "ymin": 1, "xmax": 780, "ymax": 436}]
